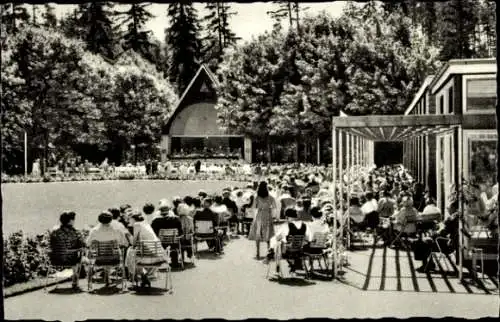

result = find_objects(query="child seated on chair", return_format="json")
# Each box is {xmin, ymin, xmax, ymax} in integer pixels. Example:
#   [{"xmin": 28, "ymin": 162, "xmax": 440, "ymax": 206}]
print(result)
[{"xmin": 267, "ymin": 208, "xmax": 312, "ymax": 272}]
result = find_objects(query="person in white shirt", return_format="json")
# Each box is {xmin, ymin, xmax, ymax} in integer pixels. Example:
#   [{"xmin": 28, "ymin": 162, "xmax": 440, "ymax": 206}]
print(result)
[
  {"xmin": 142, "ymin": 203, "xmax": 156, "ymax": 226},
  {"xmin": 108, "ymin": 208, "xmax": 133, "ymax": 245},
  {"xmin": 125, "ymin": 211, "xmax": 164, "ymax": 286},
  {"xmin": 361, "ymin": 191, "xmax": 380, "ymax": 230},
  {"xmin": 307, "ymin": 206, "xmax": 330, "ymax": 237},
  {"xmin": 86, "ymin": 212, "xmax": 129, "ymax": 247},
  {"xmin": 86, "ymin": 211, "xmax": 129, "ymax": 285}
]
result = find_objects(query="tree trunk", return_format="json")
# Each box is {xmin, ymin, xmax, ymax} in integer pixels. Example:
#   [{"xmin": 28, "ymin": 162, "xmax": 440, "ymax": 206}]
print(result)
[{"xmin": 294, "ymin": 138, "xmax": 299, "ymax": 163}]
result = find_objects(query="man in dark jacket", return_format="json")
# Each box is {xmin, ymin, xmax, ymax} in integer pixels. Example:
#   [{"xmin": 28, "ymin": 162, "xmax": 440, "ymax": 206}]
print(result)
[
  {"xmin": 193, "ymin": 198, "xmax": 223, "ymax": 253},
  {"xmin": 151, "ymin": 205, "xmax": 183, "ymax": 266},
  {"xmin": 195, "ymin": 160, "xmax": 201, "ymax": 174},
  {"xmin": 222, "ymin": 188, "xmax": 239, "ymax": 234}
]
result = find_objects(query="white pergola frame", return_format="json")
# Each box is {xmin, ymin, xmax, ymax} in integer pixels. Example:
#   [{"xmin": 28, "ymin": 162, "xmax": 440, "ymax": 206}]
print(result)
[{"xmin": 330, "ymin": 114, "xmax": 467, "ymax": 279}]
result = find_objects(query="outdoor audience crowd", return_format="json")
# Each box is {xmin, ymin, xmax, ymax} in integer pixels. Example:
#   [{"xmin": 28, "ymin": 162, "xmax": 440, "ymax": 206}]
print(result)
[{"xmin": 47, "ymin": 162, "xmax": 498, "ymax": 290}]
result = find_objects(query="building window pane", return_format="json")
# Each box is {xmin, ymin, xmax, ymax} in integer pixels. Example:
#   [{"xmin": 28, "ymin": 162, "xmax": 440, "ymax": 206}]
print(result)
[
  {"xmin": 448, "ymin": 87, "xmax": 453, "ymax": 113},
  {"xmin": 466, "ymin": 78, "xmax": 496, "ymax": 111},
  {"xmin": 469, "ymin": 140, "xmax": 497, "ymax": 186},
  {"xmin": 439, "ymin": 95, "xmax": 444, "ymax": 114}
]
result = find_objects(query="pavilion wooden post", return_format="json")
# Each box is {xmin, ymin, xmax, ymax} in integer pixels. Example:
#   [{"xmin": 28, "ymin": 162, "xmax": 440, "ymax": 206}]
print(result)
[
  {"xmin": 339, "ymin": 130, "xmax": 344, "ymax": 274},
  {"xmin": 332, "ymin": 126, "xmax": 337, "ymax": 278},
  {"xmin": 457, "ymin": 125, "xmax": 464, "ymax": 280},
  {"xmin": 346, "ymin": 133, "xmax": 351, "ymax": 249}
]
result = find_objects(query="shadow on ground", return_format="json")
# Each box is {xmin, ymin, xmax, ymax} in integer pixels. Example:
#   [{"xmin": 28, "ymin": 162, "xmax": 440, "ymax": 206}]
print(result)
[
  {"xmin": 129, "ymin": 286, "xmax": 170, "ymax": 296},
  {"xmin": 268, "ymin": 277, "xmax": 316, "ymax": 287},
  {"xmin": 48, "ymin": 287, "xmax": 84, "ymax": 295}
]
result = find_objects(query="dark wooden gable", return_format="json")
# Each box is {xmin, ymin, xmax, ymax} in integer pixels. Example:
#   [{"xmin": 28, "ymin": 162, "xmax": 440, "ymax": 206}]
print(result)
[{"xmin": 163, "ymin": 65, "xmax": 218, "ymax": 134}]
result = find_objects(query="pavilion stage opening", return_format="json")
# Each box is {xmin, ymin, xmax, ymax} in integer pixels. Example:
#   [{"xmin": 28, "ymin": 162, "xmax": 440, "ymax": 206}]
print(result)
[
  {"xmin": 170, "ymin": 136, "xmax": 244, "ymax": 159},
  {"xmin": 374, "ymin": 142, "xmax": 403, "ymax": 166}
]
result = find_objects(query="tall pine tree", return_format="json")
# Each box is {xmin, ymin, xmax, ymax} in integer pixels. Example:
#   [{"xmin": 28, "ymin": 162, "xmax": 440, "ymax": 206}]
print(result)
[
  {"xmin": 115, "ymin": 3, "xmax": 155, "ymax": 63},
  {"xmin": 202, "ymin": 2, "xmax": 240, "ymax": 71},
  {"xmin": 77, "ymin": 2, "xmax": 118, "ymax": 60},
  {"xmin": 165, "ymin": 3, "xmax": 202, "ymax": 94},
  {"xmin": 267, "ymin": 1, "xmax": 307, "ymax": 32},
  {"xmin": 438, "ymin": 0, "xmax": 478, "ymax": 60},
  {"xmin": 42, "ymin": 3, "xmax": 57, "ymax": 29}
]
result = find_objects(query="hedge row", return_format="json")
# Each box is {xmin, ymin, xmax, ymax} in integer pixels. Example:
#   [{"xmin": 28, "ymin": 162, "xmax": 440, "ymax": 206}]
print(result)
[
  {"xmin": 2, "ymin": 172, "xmax": 256, "ymax": 184},
  {"xmin": 3, "ymin": 230, "xmax": 89, "ymax": 288}
]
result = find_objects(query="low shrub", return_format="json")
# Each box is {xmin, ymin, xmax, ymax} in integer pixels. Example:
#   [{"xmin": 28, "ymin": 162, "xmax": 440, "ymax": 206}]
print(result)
[{"xmin": 3, "ymin": 229, "xmax": 91, "ymax": 288}]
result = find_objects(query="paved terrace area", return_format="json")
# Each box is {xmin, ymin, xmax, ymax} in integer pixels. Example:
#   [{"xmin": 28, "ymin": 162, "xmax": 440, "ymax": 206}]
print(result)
[{"xmin": 5, "ymin": 233, "xmax": 499, "ymax": 321}]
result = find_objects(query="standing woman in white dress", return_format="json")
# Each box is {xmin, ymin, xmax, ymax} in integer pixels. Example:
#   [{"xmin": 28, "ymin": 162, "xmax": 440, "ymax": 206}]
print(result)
[{"xmin": 248, "ymin": 181, "xmax": 276, "ymax": 259}]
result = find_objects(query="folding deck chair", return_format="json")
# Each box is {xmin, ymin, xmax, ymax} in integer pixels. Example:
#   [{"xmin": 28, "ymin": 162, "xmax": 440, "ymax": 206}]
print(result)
[{"xmin": 389, "ymin": 218, "xmax": 417, "ymax": 249}]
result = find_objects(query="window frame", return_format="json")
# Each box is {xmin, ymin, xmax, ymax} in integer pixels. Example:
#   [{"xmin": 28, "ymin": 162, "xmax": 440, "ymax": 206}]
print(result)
[{"xmin": 462, "ymin": 74, "xmax": 497, "ymax": 114}]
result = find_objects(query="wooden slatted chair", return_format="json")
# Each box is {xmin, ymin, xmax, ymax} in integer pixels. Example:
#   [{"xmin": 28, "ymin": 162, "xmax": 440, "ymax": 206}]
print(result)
[
  {"xmin": 302, "ymin": 232, "xmax": 332, "ymax": 279},
  {"xmin": 134, "ymin": 240, "xmax": 171, "ymax": 292},
  {"xmin": 193, "ymin": 220, "xmax": 222, "ymax": 256},
  {"xmin": 87, "ymin": 240, "xmax": 125, "ymax": 292},
  {"xmin": 159, "ymin": 229, "xmax": 183, "ymax": 269},
  {"xmin": 266, "ymin": 235, "xmax": 306, "ymax": 280},
  {"xmin": 44, "ymin": 244, "xmax": 84, "ymax": 292}
]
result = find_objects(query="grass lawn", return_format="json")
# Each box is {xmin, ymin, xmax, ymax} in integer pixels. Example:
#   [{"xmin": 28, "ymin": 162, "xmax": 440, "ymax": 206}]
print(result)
[{"xmin": 3, "ymin": 180, "xmax": 247, "ymax": 237}]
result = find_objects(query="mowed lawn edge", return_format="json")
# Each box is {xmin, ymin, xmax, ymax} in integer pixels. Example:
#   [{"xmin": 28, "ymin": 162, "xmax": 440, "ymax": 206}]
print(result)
[{"xmin": 3, "ymin": 179, "xmax": 250, "ymax": 294}]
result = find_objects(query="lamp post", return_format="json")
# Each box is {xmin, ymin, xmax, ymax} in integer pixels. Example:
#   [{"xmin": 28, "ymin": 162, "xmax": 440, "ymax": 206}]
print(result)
[
  {"xmin": 130, "ymin": 145, "xmax": 136, "ymax": 165},
  {"xmin": 24, "ymin": 130, "xmax": 27, "ymax": 177}
]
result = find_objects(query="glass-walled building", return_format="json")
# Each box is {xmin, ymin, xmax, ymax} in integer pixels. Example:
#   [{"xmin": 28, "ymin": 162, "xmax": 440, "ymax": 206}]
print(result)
[{"xmin": 402, "ymin": 58, "xmax": 497, "ymax": 220}]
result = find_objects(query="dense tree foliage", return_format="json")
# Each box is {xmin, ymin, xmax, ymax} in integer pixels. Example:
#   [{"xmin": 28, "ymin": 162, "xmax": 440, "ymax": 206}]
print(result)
[
  {"xmin": 1, "ymin": 27, "xmax": 178, "ymax": 173},
  {"xmin": 77, "ymin": 2, "xmax": 119, "ymax": 60},
  {"xmin": 216, "ymin": 5, "xmax": 441, "ymax": 143},
  {"xmin": 115, "ymin": 3, "xmax": 158, "ymax": 64}
]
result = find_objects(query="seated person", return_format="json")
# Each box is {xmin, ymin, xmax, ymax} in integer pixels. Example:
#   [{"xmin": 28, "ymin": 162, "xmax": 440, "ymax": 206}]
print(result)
[
  {"xmin": 415, "ymin": 206, "xmax": 459, "ymax": 273},
  {"xmin": 142, "ymin": 203, "xmax": 156, "ymax": 226},
  {"xmin": 193, "ymin": 198, "xmax": 223, "ymax": 253},
  {"xmin": 385, "ymin": 194, "xmax": 418, "ymax": 244},
  {"xmin": 268, "ymin": 208, "xmax": 313, "ymax": 272},
  {"xmin": 418, "ymin": 197, "xmax": 441, "ymax": 222},
  {"xmin": 87, "ymin": 211, "xmax": 129, "ymax": 285},
  {"xmin": 151, "ymin": 203, "xmax": 184, "ymax": 266},
  {"xmin": 361, "ymin": 191, "xmax": 380, "ymax": 229},
  {"xmin": 222, "ymin": 188, "xmax": 240, "ymax": 233},
  {"xmin": 49, "ymin": 212, "xmax": 86, "ymax": 290},
  {"xmin": 211, "ymin": 195, "xmax": 231, "ymax": 227},
  {"xmin": 109, "ymin": 208, "xmax": 133, "ymax": 245},
  {"xmin": 347, "ymin": 197, "xmax": 365, "ymax": 230},
  {"xmin": 304, "ymin": 207, "xmax": 331, "ymax": 254},
  {"xmin": 279, "ymin": 186, "xmax": 296, "ymax": 219},
  {"xmin": 126, "ymin": 212, "xmax": 165, "ymax": 286},
  {"xmin": 177, "ymin": 203, "xmax": 194, "ymax": 260},
  {"xmin": 378, "ymin": 190, "xmax": 396, "ymax": 218}
]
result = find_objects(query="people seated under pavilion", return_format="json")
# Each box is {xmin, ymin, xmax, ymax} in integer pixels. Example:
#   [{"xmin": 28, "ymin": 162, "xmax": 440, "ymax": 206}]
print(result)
[{"xmin": 377, "ymin": 190, "xmax": 396, "ymax": 218}]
